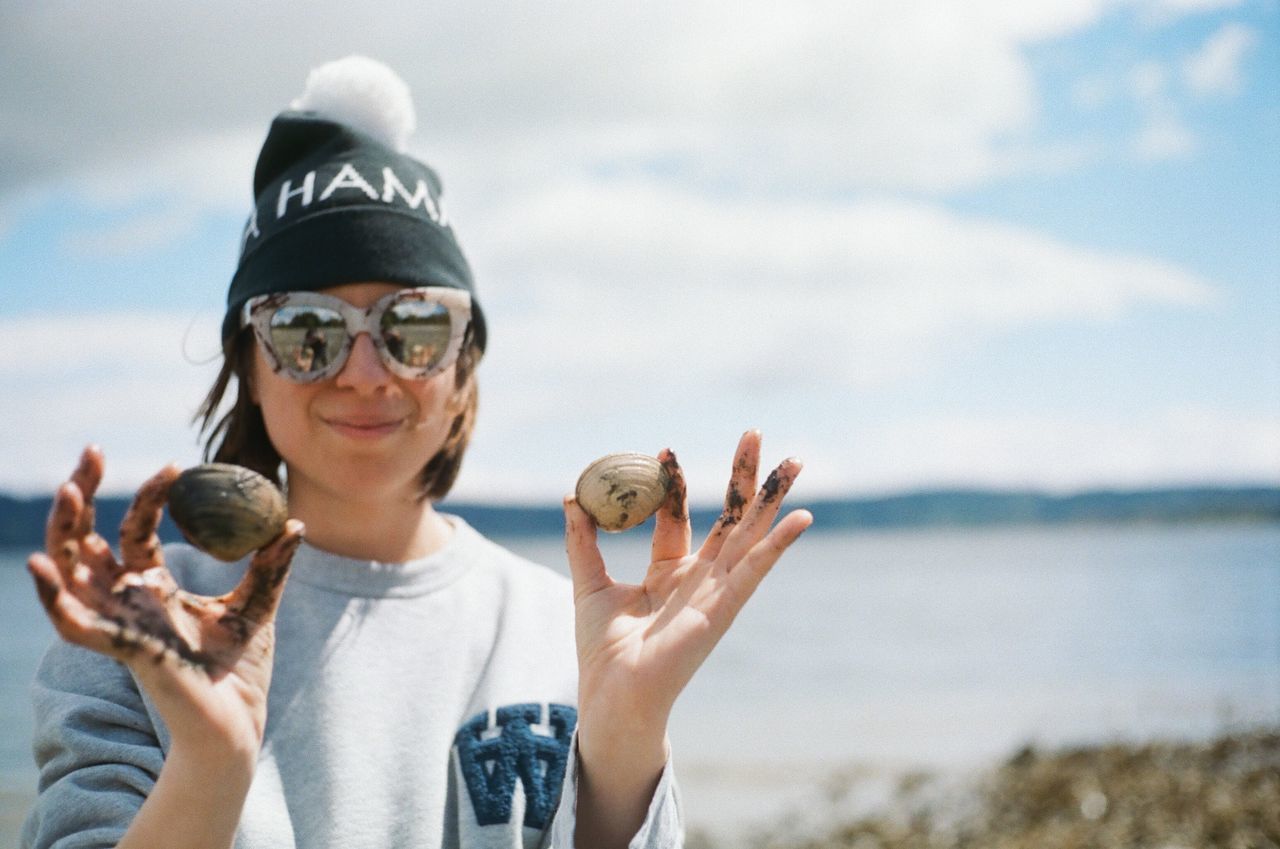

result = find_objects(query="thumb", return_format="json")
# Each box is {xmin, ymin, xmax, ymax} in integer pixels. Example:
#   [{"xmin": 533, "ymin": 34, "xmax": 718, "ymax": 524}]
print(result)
[
  {"xmin": 225, "ymin": 519, "xmax": 305, "ymax": 625},
  {"xmin": 563, "ymin": 496, "xmax": 611, "ymax": 600}
]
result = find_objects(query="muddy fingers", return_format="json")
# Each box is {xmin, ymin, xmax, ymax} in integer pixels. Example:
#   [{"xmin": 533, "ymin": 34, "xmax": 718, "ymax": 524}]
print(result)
[
  {"xmin": 651, "ymin": 449, "xmax": 691, "ymax": 564},
  {"xmin": 69, "ymin": 446, "xmax": 104, "ymax": 539},
  {"xmin": 119, "ymin": 464, "xmax": 180, "ymax": 572},
  {"xmin": 30, "ymin": 552, "xmax": 211, "ymax": 669},
  {"xmin": 718, "ymin": 457, "xmax": 804, "ymax": 570},
  {"xmin": 101, "ymin": 580, "xmax": 214, "ymax": 668},
  {"xmin": 224, "ymin": 520, "xmax": 305, "ymax": 627},
  {"xmin": 658, "ymin": 450, "xmax": 689, "ymax": 524},
  {"xmin": 701, "ymin": 431, "xmax": 761, "ymax": 560},
  {"xmin": 45, "ymin": 483, "xmax": 86, "ymax": 576},
  {"xmin": 28, "ymin": 554, "xmax": 65, "ymax": 616}
]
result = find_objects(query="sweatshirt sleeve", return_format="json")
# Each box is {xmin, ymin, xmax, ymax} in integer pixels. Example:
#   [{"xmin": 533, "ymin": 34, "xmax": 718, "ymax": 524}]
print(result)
[
  {"xmin": 20, "ymin": 640, "xmax": 163, "ymax": 849},
  {"xmin": 545, "ymin": 731, "xmax": 684, "ymax": 849}
]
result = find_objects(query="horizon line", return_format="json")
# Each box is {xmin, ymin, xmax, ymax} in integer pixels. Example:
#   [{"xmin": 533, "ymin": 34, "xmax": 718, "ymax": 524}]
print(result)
[{"xmin": 2, "ymin": 480, "xmax": 1278, "ymax": 509}]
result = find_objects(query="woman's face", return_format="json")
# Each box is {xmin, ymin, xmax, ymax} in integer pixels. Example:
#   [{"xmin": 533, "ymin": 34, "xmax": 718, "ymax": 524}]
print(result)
[{"xmin": 250, "ymin": 281, "xmax": 464, "ymax": 507}]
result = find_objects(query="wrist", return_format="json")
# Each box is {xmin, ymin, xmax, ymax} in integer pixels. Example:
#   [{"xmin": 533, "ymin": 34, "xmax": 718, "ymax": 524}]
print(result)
[
  {"xmin": 575, "ymin": 701, "xmax": 670, "ymax": 774},
  {"xmin": 168, "ymin": 728, "xmax": 261, "ymax": 775},
  {"xmin": 166, "ymin": 738, "xmax": 257, "ymax": 787},
  {"xmin": 117, "ymin": 739, "xmax": 256, "ymax": 849},
  {"xmin": 571, "ymin": 703, "xmax": 671, "ymax": 849}
]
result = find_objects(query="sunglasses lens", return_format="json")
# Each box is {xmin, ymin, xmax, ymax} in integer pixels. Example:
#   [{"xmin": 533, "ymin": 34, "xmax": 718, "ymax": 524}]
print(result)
[
  {"xmin": 267, "ymin": 306, "xmax": 347, "ymax": 376},
  {"xmin": 381, "ymin": 299, "xmax": 454, "ymax": 370}
]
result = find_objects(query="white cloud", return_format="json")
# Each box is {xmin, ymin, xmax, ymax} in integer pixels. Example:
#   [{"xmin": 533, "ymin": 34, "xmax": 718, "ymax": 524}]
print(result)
[
  {"xmin": 454, "ymin": 400, "xmax": 1280, "ymax": 505},
  {"xmin": 71, "ymin": 128, "xmax": 265, "ymax": 214},
  {"xmin": 1147, "ymin": 0, "xmax": 1242, "ymax": 11},
  {"xmin": 1134, "ymin": 0, "xmax": 1244, "ymax": 25},
  {"xmin": 1, "ymin": 1, "xmax": 1269, "ymax": 500},
  {"xmin": 450, "ymin": 185, "xmax": 1223, "ymax": 501},
  {"xmin": 0, "ymin": 193, "xmax": 1229, "ymax": 498},
  {"xmin": 0, "ymin": 0, "xmax": 1140, "ymax": 206},
  {"xmin": 0, "ymin": 126, "xmax": 262, "ymax": 261},
  {"xmin": 839, "ymin": 407, "xmax": 1280, "ymax": 493},
  {"xmin": 1123, "ymin": 60, "xmax": 1198, "ymax": 161},
  {"xmin": 3, "ymin": 0, "xmax": 1262, "ymax": 215},
  {"xmin": 1070, "ymin": 76, "xmax": 1113, "ymax": 111},
  {"xmin": 466, "ymin": 183, "xmax": 1216, "ymax": 392},
  {"xmin": 472, "ymin": 183, "xmax": 1214, "ymax": 372},
  {"xmin": 1132, "ymin": 118, "xmax": 1198, "ymax": 159},
  {"xmin": 1129, "ymin": 61, "xmax": 1170, "ymax": 103},
  {"xmin": 0, "ymin": 184, "xmax": 54, "ymax": 246},
  {"xmin": 62, "ymin": 207, "xmax": 202, "ymax": 257},
  {"xmin": 0, "ymin": 311, "xmax": 223, "ymax": 375},
  {"xmin": 1183, "ymin": 23, "xmax": 1258, "ymax": 96},
  {"xmin": 0, "ymin": 311, "xmax": 223, "ymax": 494},
  {"xmin": 0, "ymin": 375, "xmax": 216, "ymax": 496}
]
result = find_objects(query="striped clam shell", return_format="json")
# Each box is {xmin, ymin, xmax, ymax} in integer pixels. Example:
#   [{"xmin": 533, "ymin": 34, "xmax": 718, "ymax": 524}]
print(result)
[
  {"xmin": 167, "ymin": 463, "xmax": 288, "ymax": 562},
  {"xmin": 574, "ymin": 452, "xmax": 671, "ymax": 532}
]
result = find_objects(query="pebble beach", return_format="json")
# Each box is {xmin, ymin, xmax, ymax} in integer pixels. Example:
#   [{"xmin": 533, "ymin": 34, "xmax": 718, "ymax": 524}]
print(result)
[{"xmin": 687, "ymin": 727, "xmax": 1280, "ymax": 849}]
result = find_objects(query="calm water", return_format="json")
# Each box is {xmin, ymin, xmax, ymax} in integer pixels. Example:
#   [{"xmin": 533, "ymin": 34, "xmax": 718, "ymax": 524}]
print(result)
[{"xmin": 3, "ymin": 522, "xmax": 1278, "ymax": 839}]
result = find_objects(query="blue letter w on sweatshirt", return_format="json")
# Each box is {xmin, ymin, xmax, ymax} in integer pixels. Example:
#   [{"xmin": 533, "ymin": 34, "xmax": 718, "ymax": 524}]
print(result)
[{"xmin": 454, "ymin": 703, "xmax": 578, "ymax": 829}]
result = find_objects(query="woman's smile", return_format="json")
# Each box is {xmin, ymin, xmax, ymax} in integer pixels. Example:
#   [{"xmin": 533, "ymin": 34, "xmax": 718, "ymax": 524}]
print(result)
[{"xmin": 320, "ymin": 413, "xmax": 407, "ymax": 440}]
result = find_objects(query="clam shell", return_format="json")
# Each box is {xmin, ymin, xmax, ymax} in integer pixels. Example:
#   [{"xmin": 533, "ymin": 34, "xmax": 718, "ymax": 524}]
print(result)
[
  {"xmin": 574, "ymin": 452, "xmax": 671, "ymax": 532},
  {"xmin": 167, "ymin": 463, "xmax": 288, "ymax": 562}
]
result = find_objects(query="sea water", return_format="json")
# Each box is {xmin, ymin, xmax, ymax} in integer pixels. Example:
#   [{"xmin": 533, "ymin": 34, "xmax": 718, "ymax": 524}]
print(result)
[{"xmin": 2, "ymin": 521, "xmax": 1277, "ymax": 842}]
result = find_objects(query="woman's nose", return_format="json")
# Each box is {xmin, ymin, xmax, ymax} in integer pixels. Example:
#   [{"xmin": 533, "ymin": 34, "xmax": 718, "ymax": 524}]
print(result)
[{"xmin": 335, "ymin": 332, "xmax": 393, "ymax": 389}]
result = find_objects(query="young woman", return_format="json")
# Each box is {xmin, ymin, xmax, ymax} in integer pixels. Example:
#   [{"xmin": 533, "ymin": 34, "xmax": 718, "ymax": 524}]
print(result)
[{"xmin": 22, "ymin": 57, "xmax": 812, "ymax": 849}]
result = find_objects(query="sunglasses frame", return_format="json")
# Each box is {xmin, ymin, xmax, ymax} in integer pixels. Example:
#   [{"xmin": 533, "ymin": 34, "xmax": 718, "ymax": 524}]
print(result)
[{"xmin": 241, "ymin": 287, "xmax": 473, "ymax": 383}]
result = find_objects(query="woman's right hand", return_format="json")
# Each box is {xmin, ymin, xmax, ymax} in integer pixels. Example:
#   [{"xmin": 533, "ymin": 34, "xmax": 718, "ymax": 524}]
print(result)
[{"xmin": 27, "ymin": 445, "xmax": 304, "ymax": 760}]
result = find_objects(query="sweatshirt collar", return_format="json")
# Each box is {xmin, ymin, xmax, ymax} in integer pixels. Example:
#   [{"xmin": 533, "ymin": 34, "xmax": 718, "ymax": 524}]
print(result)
[{"xmin": 285, "ymin": 514, "xmax": 476, "ymax": 598}]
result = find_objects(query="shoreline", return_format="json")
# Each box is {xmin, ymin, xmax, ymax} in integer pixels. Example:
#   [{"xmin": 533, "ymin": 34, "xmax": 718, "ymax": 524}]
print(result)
[
  {"xmin": 682, "ymin": 725, "xmax": 1280, "ymax": 848},
  {"xmin": 2, "ymin": 487, "xmax": 1276, "ymax": 548}
]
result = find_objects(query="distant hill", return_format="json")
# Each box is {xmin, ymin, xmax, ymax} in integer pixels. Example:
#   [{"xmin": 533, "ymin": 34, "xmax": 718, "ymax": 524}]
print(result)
[{"xmin": 1, "ymin": 486, "xmax": 1277, "ymax": 549}]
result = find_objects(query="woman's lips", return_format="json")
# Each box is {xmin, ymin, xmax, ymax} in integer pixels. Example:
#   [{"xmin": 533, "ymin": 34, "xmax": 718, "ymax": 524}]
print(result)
[{"xmin": 322, "ymin": 416, "xmax": 405, "ymax": 440}]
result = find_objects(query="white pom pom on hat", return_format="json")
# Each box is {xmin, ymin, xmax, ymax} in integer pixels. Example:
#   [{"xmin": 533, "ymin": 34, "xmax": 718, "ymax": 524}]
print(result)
[{"xmin": 289, "ymin": 54, "xmax": 416, "ymax": 152}]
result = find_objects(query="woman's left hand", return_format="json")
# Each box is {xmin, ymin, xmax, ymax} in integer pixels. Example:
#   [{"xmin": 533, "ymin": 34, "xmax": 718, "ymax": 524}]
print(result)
[{"xmin": 564, "ymin": 429, "xmax": 812, "ymax": 755}]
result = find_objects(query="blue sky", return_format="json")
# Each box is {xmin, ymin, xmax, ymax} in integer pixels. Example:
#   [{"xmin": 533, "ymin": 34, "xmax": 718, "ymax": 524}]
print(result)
[{"xmin": 1, "ymin": 0, "xmax": 1276, "ymax": 501}]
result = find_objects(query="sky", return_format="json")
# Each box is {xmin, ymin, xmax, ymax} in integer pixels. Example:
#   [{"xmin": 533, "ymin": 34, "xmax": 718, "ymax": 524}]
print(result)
[{"xmin": 0, "ymin": 0, "xmax": 1277, "ymax": 504}]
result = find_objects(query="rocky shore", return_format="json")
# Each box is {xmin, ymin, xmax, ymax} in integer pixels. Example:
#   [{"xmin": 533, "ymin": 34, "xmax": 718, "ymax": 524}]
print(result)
[{"xmin": 688, "ymin": 728, "xmax": 1279, "ymax": 849}]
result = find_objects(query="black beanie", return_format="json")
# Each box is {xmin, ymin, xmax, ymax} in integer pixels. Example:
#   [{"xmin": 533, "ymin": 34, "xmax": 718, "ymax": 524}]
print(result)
[{"xmin": 223, "ymin": 57, "xmax": 485, "ymax": 352}]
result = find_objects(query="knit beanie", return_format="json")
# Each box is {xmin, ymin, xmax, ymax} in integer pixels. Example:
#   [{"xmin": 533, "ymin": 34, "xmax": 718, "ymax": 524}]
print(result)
[{"xmin": 223, "ymin": 56, "xmax": 485, "ymax": 351}]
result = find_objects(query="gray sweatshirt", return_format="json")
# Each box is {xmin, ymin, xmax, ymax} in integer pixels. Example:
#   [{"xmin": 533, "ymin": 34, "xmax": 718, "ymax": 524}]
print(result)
[{"xmin": 21, "ymin": 516, "xmax": 683, "ymax": 848}]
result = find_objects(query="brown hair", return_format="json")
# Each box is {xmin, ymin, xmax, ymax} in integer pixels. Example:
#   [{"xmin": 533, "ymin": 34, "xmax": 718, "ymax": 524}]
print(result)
[{"xmin": 195, "ymin": 325, "xmax": 481, "ymax": 502}]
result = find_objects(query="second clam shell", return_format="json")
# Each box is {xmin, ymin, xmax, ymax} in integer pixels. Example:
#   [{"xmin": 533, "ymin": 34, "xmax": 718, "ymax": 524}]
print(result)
[
  {"xmin": 167, "ymin": 463, "xmax": 288, "ymax": 562},
  {"xmin": 574, "ymin": 452, "xmax": 671, "ymax": 532}
]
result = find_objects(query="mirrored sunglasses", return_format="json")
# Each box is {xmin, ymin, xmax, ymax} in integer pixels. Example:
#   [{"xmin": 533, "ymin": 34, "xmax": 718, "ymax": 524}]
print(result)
[{"xmin": 241, "ymin": 287, "xmax": 472, "ymax": 383}]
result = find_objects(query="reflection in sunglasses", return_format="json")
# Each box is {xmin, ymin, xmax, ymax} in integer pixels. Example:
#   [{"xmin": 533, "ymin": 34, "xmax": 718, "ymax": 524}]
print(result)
[{"xmin": 244, "ymin": 287, "xmax": 472, "ymax": 382}]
